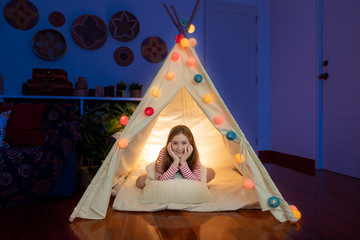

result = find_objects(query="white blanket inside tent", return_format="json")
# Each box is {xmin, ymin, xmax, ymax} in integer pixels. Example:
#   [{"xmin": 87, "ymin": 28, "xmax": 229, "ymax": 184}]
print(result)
[{"xmin": 112, "ymin": 167, "xmax": 260, "ymax": 212}]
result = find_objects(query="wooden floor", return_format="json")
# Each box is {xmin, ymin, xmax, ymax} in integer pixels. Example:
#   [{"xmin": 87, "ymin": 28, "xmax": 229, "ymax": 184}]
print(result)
[{"xmin": 1, "ymin": 162, "xmax": 360, "ymax": 240}]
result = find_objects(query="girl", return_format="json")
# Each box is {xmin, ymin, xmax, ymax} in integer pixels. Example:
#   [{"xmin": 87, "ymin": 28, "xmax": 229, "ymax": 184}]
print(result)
[{"xmin": 136, "ymin": 125, "xmax": 215, "ymax": 189}]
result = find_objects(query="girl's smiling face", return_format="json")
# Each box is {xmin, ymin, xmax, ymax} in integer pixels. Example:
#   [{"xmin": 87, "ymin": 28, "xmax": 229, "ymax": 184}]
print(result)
[{"xmin": 170, "ymin": 133, "xmax": 190, "ymax": 158}]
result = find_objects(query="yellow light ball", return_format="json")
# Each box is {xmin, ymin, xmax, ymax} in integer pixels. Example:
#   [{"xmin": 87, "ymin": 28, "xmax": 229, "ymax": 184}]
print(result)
[
  {"xmin": 188, "ymin": 24, "xmax": 195, "ymax": 33},
  {"xmin": 292, "ymin": 209, "xmax": 302, "ymax": 221},
  {"xmin": 165, "ymin": 71, "xmax": 175, "ymax": 80},
  {"xmin": 189, "ymin": 38, "xmax": 197, "ymax": 47},
  {"xmin": 203, "ymin": 94, "xmax": 213, "ymax": 103},
  {"xmin": 180, "ymin": 38, "xmax": 189, "ymax": 47},
  {"xmin": 214, "ymin": 115, "xmax": 224, "ymax": 125},
  {"xmin": 187, "ymin": 57, "xmax": 196, "ymax": 67},
  {"xmin": 118, "ymin": 138, "xmax": 128, "ymax": 149},
  {"xmin": 150, "ymin": 87, "xmax": 161, "ymax": 97}
]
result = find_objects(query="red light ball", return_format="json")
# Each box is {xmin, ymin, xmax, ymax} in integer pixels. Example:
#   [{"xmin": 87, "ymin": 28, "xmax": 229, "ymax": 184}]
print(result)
[
  {"xmin": 175, "ymin": 34, "xmax": 184, "ymax": 43},
  {"xmin": 119, "ymin": 116, "xmax": 129, "ymax": 125},
  {"xmin": 145, "ymin": 107, "xmax": 154, "ymax": 116}
]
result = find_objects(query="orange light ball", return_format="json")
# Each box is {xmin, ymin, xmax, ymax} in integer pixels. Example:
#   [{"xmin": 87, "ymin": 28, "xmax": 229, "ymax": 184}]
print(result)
[
  {"xmin": 187, "ymin": 57, "xmax": 196, "ymax": 67},
  {"xmin": 150, "ymin": 87, "xmax": 161, "ymax": 97},
  {"xmin": 118, "ymin": 138, "xmax": 128, "ymax": 149},
  {"xmin": 292, "ymin": 209, "xmax": 302, "ymax": 221},
  {"xmin": 214, "ymin": 115, "xmax": 224, "ymax": 125},
  {"xmin": 244, "ymin": 178, "xmax": 255, "ymax": 189},
  {"xmin": 175, "ymin": 34, "xmax": 184, "ymax": 43},
  {"xmin": 119, "ymin": 116, "xmax": 129, "ymax": 125},
  {"xmin": 171, "ymin": 52, "xmax": 180, "ymax": 61},
  {"xmin": 180, "ymin": 38, "xmax": 189, "ymax": 47},
  {"xmin": 203, "ymin": 94, "xmax": 213, "ymax": 103},
  {"xmin": 189, "ymin": 38, "xmax": 197, "ymax": 47},
  {"xmin": 165, "ymin": 71, "xmax": 175, "ymax": 80}
]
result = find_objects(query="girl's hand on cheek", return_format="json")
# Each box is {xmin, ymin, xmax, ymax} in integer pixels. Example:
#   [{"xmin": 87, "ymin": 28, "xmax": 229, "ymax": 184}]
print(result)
[
  {"xmin": 167, "ymin": 142, "xmax": 179, "ymax": 166},
  {"xmin": 180, "ymin": 145, "xmax": 193, "ymax": 165}
]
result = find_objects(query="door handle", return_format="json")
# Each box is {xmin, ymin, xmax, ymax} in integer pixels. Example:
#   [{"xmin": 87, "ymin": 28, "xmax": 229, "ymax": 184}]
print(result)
[{"xmin": 319, "ymin": 72, "xmax": 329, "ymax": 80}]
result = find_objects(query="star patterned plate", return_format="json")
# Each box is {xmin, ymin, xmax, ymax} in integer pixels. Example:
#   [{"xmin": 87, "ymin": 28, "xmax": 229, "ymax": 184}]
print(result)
[{"xmin": 109, "ymin": 11, "xmax": 140, "ymax": 42}]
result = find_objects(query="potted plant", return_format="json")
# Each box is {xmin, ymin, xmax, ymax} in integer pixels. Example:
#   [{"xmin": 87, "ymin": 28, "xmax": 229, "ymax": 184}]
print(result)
[
  {"xmin": 77, "ymin": 101, "xmax": 138, "ymax": 186},
  {"xmin": 116, "ymin": 81, "xmax": 127, "ymax": 97},
  {"xmin": 129, "ymin": 82, "xmax": 143, "ymax": 98}
]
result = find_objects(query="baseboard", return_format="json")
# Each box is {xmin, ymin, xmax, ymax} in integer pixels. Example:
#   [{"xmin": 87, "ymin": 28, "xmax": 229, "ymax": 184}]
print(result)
[{"xmin": 258, "ymin": 150, "xmax": 315, "ymax": 175}]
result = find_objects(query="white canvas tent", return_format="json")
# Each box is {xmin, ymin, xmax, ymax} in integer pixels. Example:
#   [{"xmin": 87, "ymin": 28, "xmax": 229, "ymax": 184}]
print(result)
[{"xmin": 69, "ymin": 42, "xmax": 297, "ymax": 223}]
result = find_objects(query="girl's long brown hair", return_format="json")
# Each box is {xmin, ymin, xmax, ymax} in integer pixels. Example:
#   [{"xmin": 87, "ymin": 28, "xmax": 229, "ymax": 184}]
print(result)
[{"xmin": 156, "ymin": 125, "xmax": 199, "ymax": 172}]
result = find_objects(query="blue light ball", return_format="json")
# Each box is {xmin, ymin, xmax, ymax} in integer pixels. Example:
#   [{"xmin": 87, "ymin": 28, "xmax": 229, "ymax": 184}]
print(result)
[
  {"xmin": 268, "ymin": 196, "xmax": 280, "ymax": 208},
  {"xmin": 194, "ymin": 74, "xmax": 203, "ymax": 83},
  {"xmin": 226, "ymin": 131, "xmax": 236, "ymax": 140}
]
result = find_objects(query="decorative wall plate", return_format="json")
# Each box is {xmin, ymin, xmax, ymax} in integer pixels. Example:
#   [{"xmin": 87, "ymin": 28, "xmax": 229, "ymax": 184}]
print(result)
[
  {"xmin": 113, "ymin": 47, "xmax": 134, "ymax": 66},
  {"xmin": 109, "ymin": 11, "xmax": 140, "ymax": 42},
  {"xmin": 4, "ymin": 0, "xmax": 39, "ymax": 30},
  {"xmin": 71, "ymin": 15, "xmax": 108, "ymax": 50},
  {"xmin": 49, "ymin": 11, "xmax": 65, "ymax": 27},
  {"xmin": 32, "ymin": 29, "xmax": 67, "ymax": 60},
  {"xmin": 141, "ymin": 36, "xmax": 168, "ymax": 63}
]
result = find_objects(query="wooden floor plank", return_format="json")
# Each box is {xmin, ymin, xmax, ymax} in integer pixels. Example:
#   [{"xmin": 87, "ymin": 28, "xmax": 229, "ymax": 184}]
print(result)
[{"xmin": 1, "ymin": 162, "xmax": 360, "ymax": 240}]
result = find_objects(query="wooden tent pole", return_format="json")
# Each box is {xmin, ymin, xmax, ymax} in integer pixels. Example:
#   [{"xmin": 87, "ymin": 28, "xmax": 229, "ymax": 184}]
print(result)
[
  {"xmin": 171, "ymin": 5, "xmax": 187, "ymax": 38},
  {"xmin": 186, "ymin": 0, "xmax": 201, "ymax": 32},
  {"xmin": 163, "ymin": 3, "xmax": 180, "ymax": 33}
]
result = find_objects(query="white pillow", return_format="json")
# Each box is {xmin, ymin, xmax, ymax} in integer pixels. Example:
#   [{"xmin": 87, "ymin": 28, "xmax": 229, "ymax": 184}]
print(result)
[{"xmin": 138, "ymin": 163, "xmax": 214, "ymax": 204}]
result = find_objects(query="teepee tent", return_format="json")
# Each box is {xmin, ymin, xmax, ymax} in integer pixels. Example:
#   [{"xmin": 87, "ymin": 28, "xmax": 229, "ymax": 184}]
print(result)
[{"xmin": 69, "ymin": 38, "xmax": 297, "ymax": 223}]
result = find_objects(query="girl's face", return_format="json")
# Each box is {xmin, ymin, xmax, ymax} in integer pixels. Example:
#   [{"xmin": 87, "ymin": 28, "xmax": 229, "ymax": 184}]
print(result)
[{"xmin": 170, "ymin": 133, "xmax": 190, "ymax": 158}]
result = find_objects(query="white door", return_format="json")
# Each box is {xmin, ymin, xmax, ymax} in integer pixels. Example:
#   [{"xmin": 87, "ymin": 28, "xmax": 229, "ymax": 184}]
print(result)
[
  {"xmin": 204, "ymin": 1, "xmax": 258, "ymax": 151},
  {"xmin": 322, "ymin": 0, "xmax": 360, "ymax": 178}
]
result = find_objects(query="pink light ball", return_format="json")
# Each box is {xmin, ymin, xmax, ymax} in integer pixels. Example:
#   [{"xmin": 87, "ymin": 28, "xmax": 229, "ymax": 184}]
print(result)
[
  {"xmin": 180, "ymin": 38, "xmax": 189, "ymax": 47},
  {"xmin": 118, "ymin": 138, "xmax": 128, "ymax": 149},
  {"xmin": 289, "ymin": 205, "xmax": 298, "ymax": 211},
  {"xmin": 214, "ymin": 115, "xmax": 224, "ymax": 125},
  {"xmin": 166, "ymin": 71, "xmax": 175, "ymax": 80},
  {"xmin": 187, "ymin": 57, "xmax": 196, "ymax": 67},
  {"xmin": 244, "ymin": 178, "xmax": 255, "ymax": 189},
  {"xmin": 119, "ymin": 116, "xmax": 129, "ymax": 125},
  {"xmin": 171, "ymin": 52, "xmax": 180, "ymax": 61},
  {"xmin": 175, "ymin": 34, "xmax": 184, "ymax": 43},
  {"xmin": 144, "ymin": 107, "xmax": 154, "ymax": 116},
  {"xmin": 189, "ymin": 38, "xmax": 197, "ymax": 47}
]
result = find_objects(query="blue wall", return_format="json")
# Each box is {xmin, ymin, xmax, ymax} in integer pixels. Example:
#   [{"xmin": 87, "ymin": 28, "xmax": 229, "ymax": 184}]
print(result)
[{"xmin": 0, "ymin": 0, "xmax": 271, "ymax": 150}]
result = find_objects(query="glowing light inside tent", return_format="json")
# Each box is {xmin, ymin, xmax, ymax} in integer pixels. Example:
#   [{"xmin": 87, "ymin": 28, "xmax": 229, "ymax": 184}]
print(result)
[
  {"xmin": 118, "ymin": 138, "xmax": 128, "ymax": 149},
  {"xmin": 180, "ymin": 38, "xmax": 189, "ymax": 47},
  {"xmin": 119, "ymin": 116, "xmax": 129, "ymax": 125},
  {"xmin": 226, "ymin": 131, "xmax": 236, "ymax": 140},
  {"xmin": 187, "ymin": 57, "xmax": 196, "ymax": 67},
  {"xmin": 203, "ymin": 94, "xmax": 213, "ymax": 103},
  {"xmin": 175, "ymin": 34, "xmax": 184, "ymax": 43},
  {"xmin": 189, "ymin": 38, "xmax": 197, "ymax": 47},
  {"xmin": 194, "ymin": 74, "xmax": 203, "ymax": 83},
  {"xmin": 166, "ymin": 71, "xmax": 175, "ymax": 80},
  {"xmin": 243, "ymin": 178, "xmax": 254, "ymax": 189},
  {"xmin": 268, "ymin": 196, "xmax": 280, "ymax": 208},
  {"xmin": 188, "ymin": 24, "xmax": 195, "ymax": 33},
  {"xmin": 151, "ymin": 87, "xmax": 161, "ymax": 97},
  {"xmin": 214, "ymin": 115, "xmax": 224, "ymax": 125},
  {"xmin": 292, "ymin": 209, "xmax": 302, "ymax": 221},
  {"xmin": 144, "ymin": 107, "xmax": 154, "ymax": 116},
  {"xmin": 171, "ymin": 52, "xmax": 180, "ymax": 61}
]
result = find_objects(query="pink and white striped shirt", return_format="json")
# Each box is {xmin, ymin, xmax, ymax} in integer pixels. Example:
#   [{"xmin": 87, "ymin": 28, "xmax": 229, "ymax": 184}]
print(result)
[{"xmin": 155, "ymin": 148, "xmax": 201, "ymax": 181}]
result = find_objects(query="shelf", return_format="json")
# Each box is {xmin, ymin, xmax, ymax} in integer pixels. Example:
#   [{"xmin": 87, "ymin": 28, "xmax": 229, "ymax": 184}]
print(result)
[{"xmin": 0, "ymin": 95, "xmax": 142, "ymax": 115}]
